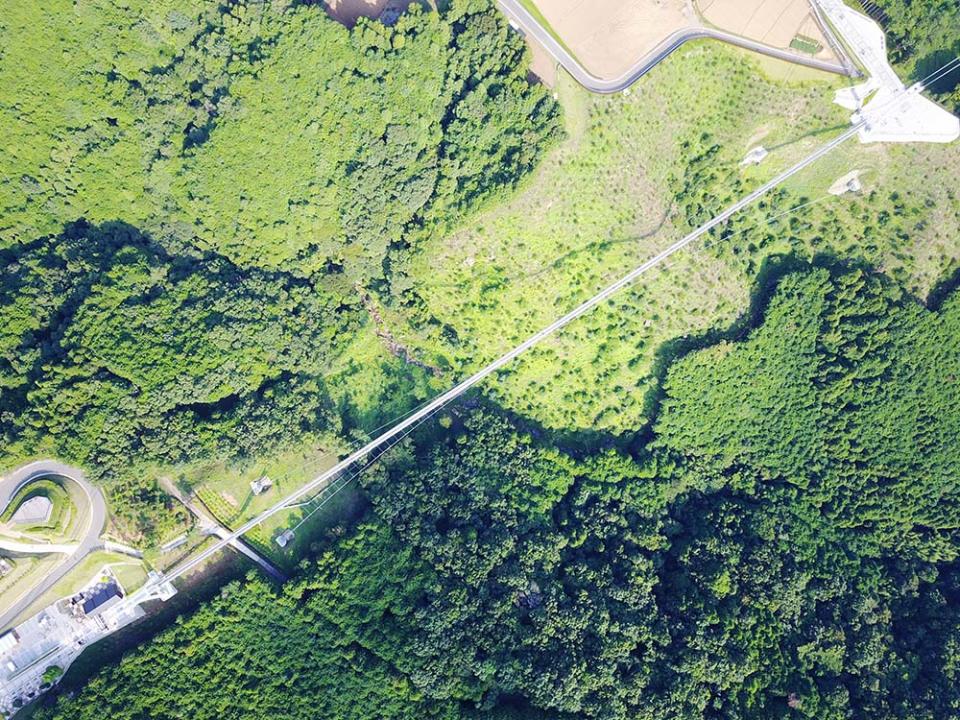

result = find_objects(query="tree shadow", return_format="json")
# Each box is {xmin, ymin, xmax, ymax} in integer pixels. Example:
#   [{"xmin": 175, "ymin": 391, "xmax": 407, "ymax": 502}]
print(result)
[
  {"xmin": 764, "ymin": 122, "xmax": 851, "ymax": 154},
  {"xmin": 448, "ymin": 251, "xmax": 928, "ymax": 458},
  {"xmin": 928, "ymin": 264, "xmax": 960, "ymax": 312},
  {"xmin": 912, "ymin": 45, "xmax": 960, "ymax": 98},
  {"xmin": 634, "ymin": 251, "xmax": 903, "ymax": 436}
]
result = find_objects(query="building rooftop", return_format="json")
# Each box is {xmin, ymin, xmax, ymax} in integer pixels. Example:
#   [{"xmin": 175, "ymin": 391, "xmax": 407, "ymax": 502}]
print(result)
[
  {"xmin": 80, "ymin": 578, "xmax": 123, "ymax": 617},
  {"xmin": 275, "ymin": 529, "xmax": 295, "ymax": 548},
  {"xmin": 250, "ymin": 476, "xmax": 273, "ymax": 496}
]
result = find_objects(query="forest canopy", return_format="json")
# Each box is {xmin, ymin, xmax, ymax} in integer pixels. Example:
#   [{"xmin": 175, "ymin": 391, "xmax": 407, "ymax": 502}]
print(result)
[
  {"xmin": 34, "ymin": 266, "xmax": 960, "ymax": 720},
  {"xmin": 3, "ymin": 0, "xmax": 959, "ymax": 718},
  {"xmin": 0, "ymin": 0, "xmax": 560, "ymax": 282},
  {"xmin": 0, "ymin": 0, "xmax": 561, "ymax": 537}
]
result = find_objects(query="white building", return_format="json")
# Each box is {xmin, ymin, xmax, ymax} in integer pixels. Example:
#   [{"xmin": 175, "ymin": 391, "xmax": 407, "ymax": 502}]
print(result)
[{"xmin": 0, "ymin": 631, "xmax": 18, "ymax": 656}]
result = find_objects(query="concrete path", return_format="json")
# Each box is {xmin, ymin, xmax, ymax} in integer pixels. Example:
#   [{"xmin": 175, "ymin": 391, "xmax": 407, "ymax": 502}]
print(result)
[
  {"xmin": 496, "ymin": 0, "xmax": 855, "ymax": 94},
  {"xmin": 816, "ymin": 0, "xmax": 960, "ymax": 143},
  {"xmin": 0, "ymin": 460, "xmax": 107, "ymax": 631},
  {"xmin": 0, "ymin": 538, "xmax": 78, "ymax": 555}
]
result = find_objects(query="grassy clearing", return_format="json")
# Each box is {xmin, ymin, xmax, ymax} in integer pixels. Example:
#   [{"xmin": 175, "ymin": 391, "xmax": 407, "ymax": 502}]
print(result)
[
  {"xmin": 789, "ymin": 35, "xmax": 823, "ymax": 55},
  {"xmin": 390, "ymin": 42, "xmax": 959, "ymax": 434},
  {"xmin": 243, "ymin": 482, "xmax": 365, "ymax": 571},
  {"xmin": 168, "ymin": 440, "xmax": 366, "ymax": 571},
  {"xmin": 177, "ymin": 443, "xmax": 341, "ymax": 526}
]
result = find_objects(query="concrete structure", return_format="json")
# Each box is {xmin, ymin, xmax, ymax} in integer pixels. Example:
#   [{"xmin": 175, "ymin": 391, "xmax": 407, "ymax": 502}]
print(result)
[
  {"xmin": 816, "ymin": 0, "xmax": 960, "ymax": 144},
  {"xmin": 11, "ymin": 496, "xmax": 52, "ymax": 526},
  {"xmin": 275, "ymin": 529, "xmax": 295, "ymax": 548},
  {"xmin": 0, "ymin": 631, "xmax": 18, "ymax": 656},
  {"xmin": 740, "ymin": 146, "xmax": 769, "ymax": 166},
  {"xmin": 0, "ymin": 461, "xmax": 107, "ymax": 633},
  {"xmin": 78, "ymin": 577, "xmax": 124, "ymax": 618},
  {"xmin": 159, "ymin": 534, "xmax": 188, "ymax": 553},
  {"xmin": 0, "ymin": 568, "xmax": 146, "ymax": 717},
  {"xmin": 250, "ymin": 476, "xmax": 273, "ymax": 496},
  {"xmin": 828, "ymin": 170, "xmax": 863, "ymax": 196},
  {"xmin": 0, "ymin": 538, "xmax": 77, "ymax": 556}
]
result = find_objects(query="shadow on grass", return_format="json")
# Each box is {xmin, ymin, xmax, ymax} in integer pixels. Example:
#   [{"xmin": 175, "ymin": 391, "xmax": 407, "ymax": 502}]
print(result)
[
  {"xmin": 635, "ymin": 251, "xmax": 889, "ymax": 435},
  {"xmin": 765, "ymin": 122, "xmax": 851, "ymax": 154}
]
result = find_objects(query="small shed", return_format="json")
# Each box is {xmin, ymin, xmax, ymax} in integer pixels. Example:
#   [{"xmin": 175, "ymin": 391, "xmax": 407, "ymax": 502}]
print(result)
[
  {"xmin": 740, "ymin": 146, "xmax": 769, "ymax": 167},
  {"xmin": 250, "ymin": 476, "xmax": 273, "ymax": 496},
  {"xmin": 275, "ymin": 529, "xmax": 295, "ymax": 548}
]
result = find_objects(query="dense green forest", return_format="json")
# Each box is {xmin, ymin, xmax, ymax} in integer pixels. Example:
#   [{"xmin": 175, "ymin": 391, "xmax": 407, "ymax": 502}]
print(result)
[
  {"xmin": 0, "ymin": 0, "xmax": 560, "ymax": 538},
  {"xmin": 34, "ymin": 266, "xmax": 960, "ymax": 719},
  {"xmin": 869, "ymin": 0, "xmax": 960, "ymax": 108},
  {"xmin": 3, "ymin": 0, "xmax": 959, "ymax": 718}
]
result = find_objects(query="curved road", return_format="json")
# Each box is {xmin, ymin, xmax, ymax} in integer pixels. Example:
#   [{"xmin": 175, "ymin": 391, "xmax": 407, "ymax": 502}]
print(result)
[
  {"xmin": 0, "ymin": 460, "xmax": 106, "ymax": 631},
  {"xmin": 496, "ymin": 0, "xmax": 855, "ymax": 93}
]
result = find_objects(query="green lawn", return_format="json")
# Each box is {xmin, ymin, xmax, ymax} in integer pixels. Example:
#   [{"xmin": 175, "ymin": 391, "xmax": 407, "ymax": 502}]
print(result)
[
  {"xmin": 0, "ymin": 555, "xmax": 60, "ymax": 623},
  {"xmin": 387, "ymin": 42, "xmax": 960, "ymax": 435},
  {"xmin": 167, "ymin": 441, "xmax": 368, "ymax": 571}
]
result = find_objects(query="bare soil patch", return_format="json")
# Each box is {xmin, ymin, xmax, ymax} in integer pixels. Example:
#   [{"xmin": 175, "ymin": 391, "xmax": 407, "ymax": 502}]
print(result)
[
  {"xmin": 527, "ymin": 36, "xmax": 558, "ymax": 87},
  {"xmin": 534, "ymin": 0, "xmax": 692, "ymax": 79}
]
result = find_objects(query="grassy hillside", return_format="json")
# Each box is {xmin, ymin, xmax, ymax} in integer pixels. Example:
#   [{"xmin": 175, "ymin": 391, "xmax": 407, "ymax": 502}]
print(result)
[{"xmin": 390, "ymin": 42, "xmax": 960, "ymax": 434}]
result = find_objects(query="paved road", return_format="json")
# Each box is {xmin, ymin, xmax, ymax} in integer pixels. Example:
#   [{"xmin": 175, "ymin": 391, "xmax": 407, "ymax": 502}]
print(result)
[
  {"xmin": 162, "ymin": 117, "xmax": 866, "ymax": 585},
  {"xmin": 0, "ymin": 460, "xmax": 106, "ymax": 631},
  {"xmin": 496, "ymin": 0, "xmax": 855, "ymax": 94}
]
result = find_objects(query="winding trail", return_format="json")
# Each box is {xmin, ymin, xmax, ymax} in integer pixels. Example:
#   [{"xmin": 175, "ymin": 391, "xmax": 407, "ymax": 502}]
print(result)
[
  {"xmin": 0, "ymin": 460, "xmax": 106, "ymax": 631},
  {"xmin": 496, "ymin": 0, "xmax": 856, "ymax": 93}
]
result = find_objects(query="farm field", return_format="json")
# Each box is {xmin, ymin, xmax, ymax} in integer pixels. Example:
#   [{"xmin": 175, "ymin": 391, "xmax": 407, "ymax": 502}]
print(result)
[
  {"xmin": 528, "ymin": 0, "xmax": 691, "ymax": 77},
  {"xmin": 697, "ymin": 0, "xmax": 837, "ymax": 60},
  {"xmin": 394, "ymin": 42, "xmax": 960, "ymax": 434}
]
